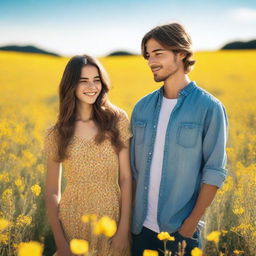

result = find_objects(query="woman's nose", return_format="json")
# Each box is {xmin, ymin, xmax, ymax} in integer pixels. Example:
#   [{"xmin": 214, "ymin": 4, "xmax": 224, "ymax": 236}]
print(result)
[{"xmin": 84, "ymin": 81, "xmax": 95, "ymax": 88}]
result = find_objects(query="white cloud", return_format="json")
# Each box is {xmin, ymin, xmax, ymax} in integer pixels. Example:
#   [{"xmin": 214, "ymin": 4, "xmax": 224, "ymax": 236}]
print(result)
[{"xmin": 230, "ymin": 8, "xmax": 256, "ymax": 23}]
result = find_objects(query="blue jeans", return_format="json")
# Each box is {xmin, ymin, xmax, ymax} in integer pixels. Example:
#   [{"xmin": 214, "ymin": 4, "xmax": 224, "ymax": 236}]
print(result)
[{"xmin": 132, "ymin": 226, "xmax": 202, "ymax": 256}]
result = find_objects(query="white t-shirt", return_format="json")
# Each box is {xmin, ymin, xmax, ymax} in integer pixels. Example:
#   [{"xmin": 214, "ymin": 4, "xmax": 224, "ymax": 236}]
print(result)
[{"xmin": 143, "ymin": 96, "xmax": 178, "ymax": 233}]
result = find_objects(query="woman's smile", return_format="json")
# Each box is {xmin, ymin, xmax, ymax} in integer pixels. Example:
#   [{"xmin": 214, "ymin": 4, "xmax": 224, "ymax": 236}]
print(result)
[{"xmin": 83, "ymin": 92, "xmax": 97, "ymax": 96}]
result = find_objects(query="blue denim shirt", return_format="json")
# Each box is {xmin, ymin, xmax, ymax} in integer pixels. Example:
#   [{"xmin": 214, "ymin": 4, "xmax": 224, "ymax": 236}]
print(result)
[{"xmin": 130, "ymin": 81, "xmax": 228, "ymax": 235}]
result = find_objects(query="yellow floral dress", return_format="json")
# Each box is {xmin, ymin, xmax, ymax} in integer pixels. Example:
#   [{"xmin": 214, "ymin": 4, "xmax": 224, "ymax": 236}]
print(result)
[{"xmin": 44, "ymin": 110, "xmax": 132, "ymax": 256}]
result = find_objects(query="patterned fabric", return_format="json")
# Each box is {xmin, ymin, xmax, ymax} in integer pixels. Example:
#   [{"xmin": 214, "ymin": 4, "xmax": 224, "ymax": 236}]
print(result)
[{"xmin": 44, "ymin": 110, "xmax": 132, "ymax": 256}]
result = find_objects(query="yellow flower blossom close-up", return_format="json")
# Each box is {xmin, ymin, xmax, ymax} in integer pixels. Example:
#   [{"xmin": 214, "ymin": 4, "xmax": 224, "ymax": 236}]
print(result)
[
  {"xmin": 143, "ymin": 249, "xmax": 159, "ymax": 256},
  {"xmin": 191, "ymin": 247, "xmax": 203, "ymax": 256},
  {"xmin": 70, "ymin": 239, "xmax": 89, "ymax": 255},
  {"xmin": 18, "ymin": 241, "xmax": 43, "ymax": 256},
  {"xmin": 93, "ymin": 216, "xmax": 117, "ymax": 237},
  {"xmin": 15, "ymin": 178, "xmax": 23, "ymax": 187},
  {"xmin": 31, "ymin": 184, "xmax": 41, "ymax": 196},
  {"xmin": 157, "ymin": 232, "xmax": 175, "ymax": 241},
  {"xmin": 206, "ymin": 231, "xmax": 221, "ymax": 244}
]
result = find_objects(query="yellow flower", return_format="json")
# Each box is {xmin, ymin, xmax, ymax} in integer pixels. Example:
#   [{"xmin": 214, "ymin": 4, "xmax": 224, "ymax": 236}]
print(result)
[
  {"xmin": 0, "ymin": 233, "xmax": 9, "ymax": 244},
  {"xmin": 233, "ymin": 250, "xmax": 244, "ymax": 255},
  {"xmin": 207, "ymin": 231, "xmax": 221, "ymax": 244},
  {"xmin": 81, "ymin": 213, "xmax": 97, "ymax": 223},
  {"xmin": 157, "ymin": 232, "xmax": 175, "ymax": 241},
  {"xmin": 15, "ymin": 178, "xmax": 23, "ymax": 187},
  {"xmin": 22, "ymin": 150, "xmax": 36, "ymax": 167},
  {"xmin": 0, "ymin": 218, "xmax": 10, "ymax": 231},
  {"xmin": 70, "ymin": 239, "xmax": 89, "ymax": 255},
  {"xmin": 13, "ymin": 243, "xmax": 19, "ymax": 248},
  {"xmin": 31, "ymin": 184, "xmax": 41, "ymax": 196},
  {"xmin": 191, "ymin": 247, "xmax": 203, "ymax": 256},
  {"xmin": 143, "ymin": 249, "xmax": 159, "ymax": 256},
  {"xmin": 81, "ymin": 215, "xmax": 90, "ymax": 223},
  {"xmin": 233, "ymin": 207, "xmax": 244, "ymax": 215},
  {"xmin": 2, "ymin": 188, "xmax": 12, "ymax": 200},
  {"xmin": 9, "ymin": 153, "xmax": 17, "ymax": 162},
  {"xmin": 93, "ymin": 216, "xmax": 117, "ymax": 237},
  {"xmin": 0, "ymin": 172, "xmax": 9, "ymax": 182},
  {"xmin": 18, "ymin": 241, "xmax": 43, "ymax": 256},
  {"xmin": 16, "ymin": 215, "xmax": 32, "ymax": 226}
]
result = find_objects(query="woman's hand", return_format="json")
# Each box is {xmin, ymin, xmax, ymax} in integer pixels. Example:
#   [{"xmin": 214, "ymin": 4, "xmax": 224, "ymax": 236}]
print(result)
[{"xmin": 110, "ymin": 230, "xmax": 130, "ymax": 254}]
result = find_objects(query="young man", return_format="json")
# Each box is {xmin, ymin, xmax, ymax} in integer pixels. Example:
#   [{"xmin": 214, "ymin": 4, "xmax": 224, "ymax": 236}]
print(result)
[{"xmin": 130, "ymin": 23, "xmax": 228, "ymax": 256}]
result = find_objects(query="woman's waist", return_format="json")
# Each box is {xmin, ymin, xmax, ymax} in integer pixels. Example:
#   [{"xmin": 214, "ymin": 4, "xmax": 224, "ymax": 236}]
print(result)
[{"xmin": 62, "ymin": 181, "xmax": 120, "ymax": 195}]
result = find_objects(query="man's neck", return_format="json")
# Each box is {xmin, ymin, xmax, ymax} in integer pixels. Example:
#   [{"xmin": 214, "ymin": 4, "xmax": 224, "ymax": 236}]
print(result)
[{"xmin": 163, "ymin": 73, "xmax": 191, "ymax": 99}]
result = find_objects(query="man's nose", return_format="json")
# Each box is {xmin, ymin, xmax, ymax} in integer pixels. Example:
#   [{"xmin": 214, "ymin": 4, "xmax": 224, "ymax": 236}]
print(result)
[{"xmin": 148, "ymin": 56, "xmax": 156, "ymax": 68}]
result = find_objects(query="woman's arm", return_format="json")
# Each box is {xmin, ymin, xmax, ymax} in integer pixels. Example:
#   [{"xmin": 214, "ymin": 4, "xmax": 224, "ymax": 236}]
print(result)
[
  {"xmin": 45, "ymin": 158, "xmax": 73, "ymax": 256},
  {"xmin": 118, "ymin": 141, "xmax": 132, "ymax": 233},
  {"xmin": 111, "ymin": 141, "xmax": 132, "ymax": 252}
]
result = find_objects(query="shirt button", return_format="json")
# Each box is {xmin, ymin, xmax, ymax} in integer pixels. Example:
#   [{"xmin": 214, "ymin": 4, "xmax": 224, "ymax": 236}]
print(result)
[
  {"xmin": 145, "ymin": 186, "xmax": 147, "ymax": 190},
  {"xmin": 153, "ymin": 125, "xmax": 156, "ymax": 129},
  {"xmin": 149, "ymin": 152, "xmax": 152, "ymax": 155}
]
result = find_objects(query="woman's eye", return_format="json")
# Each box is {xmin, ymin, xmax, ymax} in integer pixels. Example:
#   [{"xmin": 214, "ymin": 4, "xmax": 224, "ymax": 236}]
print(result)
[
  {"xmin": 94, "ymin": 80, "xmax": 101, "ymax": 83},
  {"xmin": 156, "ymin": 53, "xmax": 162, "ymax": 56}
]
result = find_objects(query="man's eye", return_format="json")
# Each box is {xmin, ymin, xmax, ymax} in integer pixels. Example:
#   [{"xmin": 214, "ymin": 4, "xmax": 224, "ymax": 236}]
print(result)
[{"xmin": 156, "ymin": 52, "xmax": 162, "ymax": 56}]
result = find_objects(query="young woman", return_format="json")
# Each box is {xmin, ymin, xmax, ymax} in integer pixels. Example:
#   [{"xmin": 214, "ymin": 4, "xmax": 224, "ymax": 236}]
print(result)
[{"xmin": 44, "ymin": 55, "xmax": 132, "ymax": 256}]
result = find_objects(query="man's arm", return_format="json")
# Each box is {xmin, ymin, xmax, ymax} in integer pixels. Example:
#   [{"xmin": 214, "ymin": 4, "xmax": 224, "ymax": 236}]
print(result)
[{"xmin": 179, "ymin": 101, "xmax": 228, "ymax": 237}]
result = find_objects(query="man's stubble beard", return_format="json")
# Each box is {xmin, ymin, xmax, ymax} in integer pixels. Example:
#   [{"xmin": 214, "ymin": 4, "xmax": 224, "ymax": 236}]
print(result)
[{"xmin": 153, "ymin": 66, "xmax": 179, "ymax": 82}]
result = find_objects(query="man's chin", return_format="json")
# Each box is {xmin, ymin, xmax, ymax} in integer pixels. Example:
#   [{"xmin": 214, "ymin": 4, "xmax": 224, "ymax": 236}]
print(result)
[{"xmin": 154, "ymin": 76, "xmax": 164, "ymax": 82}]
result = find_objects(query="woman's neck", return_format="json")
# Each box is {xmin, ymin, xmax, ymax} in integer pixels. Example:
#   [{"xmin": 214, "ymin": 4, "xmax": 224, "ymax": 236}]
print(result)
[{"xmin": 76, "ymin": 101, "xmax": 93, "ymax": 120}]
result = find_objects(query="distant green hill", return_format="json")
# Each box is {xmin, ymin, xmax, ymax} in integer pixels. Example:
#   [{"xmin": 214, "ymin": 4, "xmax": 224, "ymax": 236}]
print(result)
[
  {"xmin": 0, "ymin": 45, "xmax": 60, "ymax": 56},
  {"xmin": 222, "ymin": 40, "xmax": 256, "ymax": 50}
]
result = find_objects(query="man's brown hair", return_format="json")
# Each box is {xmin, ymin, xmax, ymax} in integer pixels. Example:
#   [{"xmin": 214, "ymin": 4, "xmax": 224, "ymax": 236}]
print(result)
[{"xmin": 141, "ymin": 23, "xmax": 196, "ymax": 73}]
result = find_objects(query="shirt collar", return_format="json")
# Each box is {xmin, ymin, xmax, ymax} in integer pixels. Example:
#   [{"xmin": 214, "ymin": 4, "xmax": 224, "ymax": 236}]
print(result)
[{"xmin": 159, "ymin": 81, "xmax": 197, "ymax": 98}]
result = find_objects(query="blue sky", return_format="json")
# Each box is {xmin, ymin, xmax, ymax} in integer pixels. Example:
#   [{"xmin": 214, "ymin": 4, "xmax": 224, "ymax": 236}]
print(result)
[{"xmin": 1, "ymin": 0, "xmax": 256, "ymax": 56}]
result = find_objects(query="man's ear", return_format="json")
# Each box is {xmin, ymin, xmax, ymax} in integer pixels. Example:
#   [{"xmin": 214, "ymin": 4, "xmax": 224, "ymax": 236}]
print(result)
[{"xmin": 178, "ymin": 51, "xmax": 186, "ymax": 61}]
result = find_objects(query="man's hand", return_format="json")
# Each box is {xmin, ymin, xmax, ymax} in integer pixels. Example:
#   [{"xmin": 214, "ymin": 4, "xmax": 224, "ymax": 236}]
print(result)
[{"xmin": 178, "ymin": 216, "xmax": 199, "ymax": 238}]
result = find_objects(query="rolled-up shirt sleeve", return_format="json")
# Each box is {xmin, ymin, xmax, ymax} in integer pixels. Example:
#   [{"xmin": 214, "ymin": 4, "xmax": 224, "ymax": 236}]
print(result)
[{"xmin": 201, "ymin": 101, "xmax": 228, "ymax": 188}]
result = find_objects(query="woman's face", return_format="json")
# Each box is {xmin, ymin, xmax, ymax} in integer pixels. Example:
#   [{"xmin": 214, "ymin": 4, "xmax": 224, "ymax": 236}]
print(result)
[{"xmin": 75, "ymin": 65, "xmax": 102, "ymax": 105}]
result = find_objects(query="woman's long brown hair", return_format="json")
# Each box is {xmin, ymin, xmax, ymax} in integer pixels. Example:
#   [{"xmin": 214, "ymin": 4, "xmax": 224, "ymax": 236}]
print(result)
[{"xmin": 50, "ymin": 55, "xmax": 125, "ymax": 161}]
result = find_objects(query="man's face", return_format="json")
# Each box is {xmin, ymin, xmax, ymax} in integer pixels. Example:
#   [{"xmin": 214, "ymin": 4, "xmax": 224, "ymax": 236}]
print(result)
[{"xmin": 145, "ymin": 38, "xmax": 184, "ymax": 82}]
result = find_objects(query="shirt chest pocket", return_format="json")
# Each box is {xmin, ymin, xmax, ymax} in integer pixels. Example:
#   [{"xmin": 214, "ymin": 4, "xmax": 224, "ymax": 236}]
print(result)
[
  {"xmin": 177, "ymin": 122, "xmax": 202, "ymax": 148},
  {"xmin": 134, "ymin": 120, "xmax": 147, "ymax": 146}
]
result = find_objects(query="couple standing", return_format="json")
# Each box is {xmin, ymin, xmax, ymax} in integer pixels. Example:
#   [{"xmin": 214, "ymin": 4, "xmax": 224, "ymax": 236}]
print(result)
[{"xmin": 44, "ymin": 22, "xmax": 228, "ymax": 256}]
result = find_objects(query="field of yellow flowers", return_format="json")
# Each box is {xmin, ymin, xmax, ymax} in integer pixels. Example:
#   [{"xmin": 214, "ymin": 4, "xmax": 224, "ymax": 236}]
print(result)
[{"xmin": 0, "ymin": 50, "xmax": 255, "ymax": 256}]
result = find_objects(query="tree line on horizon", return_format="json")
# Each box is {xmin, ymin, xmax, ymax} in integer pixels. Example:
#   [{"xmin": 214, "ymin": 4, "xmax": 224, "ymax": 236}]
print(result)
[{"xmin": 0, "ymin": 40, "xmax": 256, "ymax": 57}]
